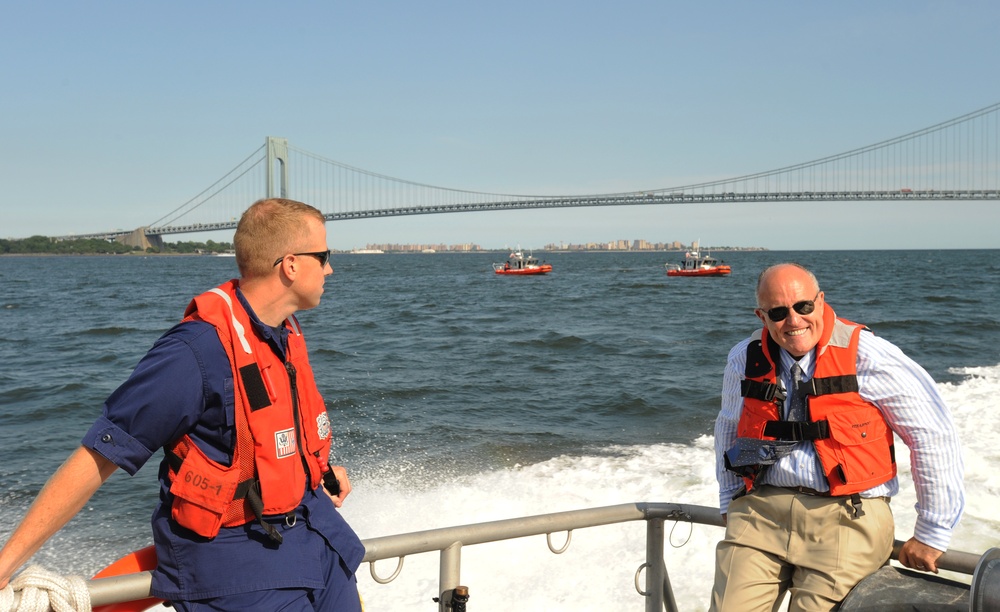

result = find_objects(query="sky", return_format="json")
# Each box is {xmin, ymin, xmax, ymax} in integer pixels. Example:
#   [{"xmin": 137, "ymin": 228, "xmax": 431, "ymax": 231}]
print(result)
[{"xmin": 2, "ymin": 1, "xmax": 999, "ymax": 251}]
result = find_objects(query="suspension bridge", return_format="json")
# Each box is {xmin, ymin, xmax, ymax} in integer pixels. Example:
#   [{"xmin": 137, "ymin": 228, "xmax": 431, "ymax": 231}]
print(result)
[{"xmin": 74, "ymin": 102, "xmax": 1000, "ymax": 249}]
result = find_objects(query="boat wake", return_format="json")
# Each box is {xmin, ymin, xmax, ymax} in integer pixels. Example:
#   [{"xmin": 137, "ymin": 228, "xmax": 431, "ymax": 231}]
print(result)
[{"xmin": 342, "ymin": 364, "xmax": 1000, "ymax": 611}]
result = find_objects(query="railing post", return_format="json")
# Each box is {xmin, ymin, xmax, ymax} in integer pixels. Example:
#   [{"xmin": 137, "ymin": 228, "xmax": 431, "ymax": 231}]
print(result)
[
  {"xmin": 644, "ymin": 518, "xmax": 678, "ymax": 612},
  {"xmin": 644, "ymin": 518, "xmax": 665, "ymax": 612},
  {"xmin": 438, "ymin": 541, "xmax": 462, "ymax": 611}
]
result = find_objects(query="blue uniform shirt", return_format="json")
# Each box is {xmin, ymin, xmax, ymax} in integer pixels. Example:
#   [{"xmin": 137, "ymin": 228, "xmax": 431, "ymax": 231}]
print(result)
[{"xmin": 83, "ymin": 289, "xmax": 365, "ymax": 600}]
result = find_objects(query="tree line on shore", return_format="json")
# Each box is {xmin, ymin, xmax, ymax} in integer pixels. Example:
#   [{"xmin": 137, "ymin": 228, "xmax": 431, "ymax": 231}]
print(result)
[{"xmin": 0, "ymin": 236, "xmax": 233, "ymax": 255}]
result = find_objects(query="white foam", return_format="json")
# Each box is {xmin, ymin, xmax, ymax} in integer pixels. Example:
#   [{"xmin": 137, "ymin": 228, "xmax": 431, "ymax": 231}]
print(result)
[{"xmin": 342, "ymin": 364, "xmax": 1000, "ymax": 611}]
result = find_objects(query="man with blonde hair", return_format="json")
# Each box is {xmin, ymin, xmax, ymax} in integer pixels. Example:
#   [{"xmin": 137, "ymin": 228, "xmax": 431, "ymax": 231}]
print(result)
[
  {"xmin": 0, "ymin": 198, "xmax": 365, "ymax": 610},
  {"xmin": 711, "ymin": 262, "xmax": 964, "ymax": 611}
]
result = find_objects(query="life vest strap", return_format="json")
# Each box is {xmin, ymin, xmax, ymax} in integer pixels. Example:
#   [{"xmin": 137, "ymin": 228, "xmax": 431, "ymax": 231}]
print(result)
[
  {"xmin": 740, "ymin": 379, "xmax": 786, "ymax": 403},
  {"xmin": 808, "ymin": 374, "xmax": 859, "ymax": 395},
  {"xmin": 165, "ymin": 449, "xmax": 182, "ymax": 473},
  {"xmin": 762, "ymin": 419, "xmax": 830, "ymax": 441},
  {"xmin": 241, "ymin": 479, "xmax": 283, "ymax": 544}
]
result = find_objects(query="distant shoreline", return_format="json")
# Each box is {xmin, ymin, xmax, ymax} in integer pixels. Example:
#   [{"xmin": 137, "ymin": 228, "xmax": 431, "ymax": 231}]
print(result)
[
  {"xmin": 0, "ymin": 252, "xmax": 217, "ymax": 257},
  {"xmin": 338, "ymin": 248, "xmax": 766, "ymax": 254},
  {"xmin": 9, "ymin": 247, "xmax": 997, "ymax": 258},
  {"xmin": 1, "ymin": 248, "xmax": 763, "ymax": 257}
]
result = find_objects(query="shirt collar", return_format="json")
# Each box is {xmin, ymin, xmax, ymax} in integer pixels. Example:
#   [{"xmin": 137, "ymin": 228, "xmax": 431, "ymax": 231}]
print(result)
[
  {"xmin": 779, "ymin": 350, "xmax": 815, "ymax": 381},
  {"xmin": 234, "ymin": 286, "xmax": 289, "ymax": 358}
]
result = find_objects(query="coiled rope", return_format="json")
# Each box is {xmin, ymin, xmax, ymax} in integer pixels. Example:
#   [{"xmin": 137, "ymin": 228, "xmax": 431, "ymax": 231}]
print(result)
[{"xmin": 0, "ymin": 566, "xmax": 91, "ymax": 612}]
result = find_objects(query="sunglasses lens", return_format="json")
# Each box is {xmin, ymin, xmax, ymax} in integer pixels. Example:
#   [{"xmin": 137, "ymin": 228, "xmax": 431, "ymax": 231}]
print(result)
[
  {"xmin": 793, "ymin": 300, "xmax": 815, "ymax": 316},
  {"xmin": 767, "ymin": 307, "xmax": 790, "ymax": 322}
]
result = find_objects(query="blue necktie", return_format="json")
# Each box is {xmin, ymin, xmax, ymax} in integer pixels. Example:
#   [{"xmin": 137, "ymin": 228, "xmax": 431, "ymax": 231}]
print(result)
[{"xmin": 787, "ymin": 363, "xmax": 807, "ymax": 422}]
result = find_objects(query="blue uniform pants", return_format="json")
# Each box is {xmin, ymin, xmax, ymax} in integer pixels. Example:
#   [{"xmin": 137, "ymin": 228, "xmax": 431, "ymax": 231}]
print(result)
[{"xmin": 170, "ymin": 549, "xmax": 362, "ymax": 611}]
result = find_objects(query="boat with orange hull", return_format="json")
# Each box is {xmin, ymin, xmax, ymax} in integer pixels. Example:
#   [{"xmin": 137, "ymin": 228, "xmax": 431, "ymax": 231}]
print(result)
[
  {"xmin": 493, "ymin": 249, "xmax": 552, "ymax": 275},
  {"xmin": 665, "ymin": 250, "xmax": 731, "ymax": 277}
]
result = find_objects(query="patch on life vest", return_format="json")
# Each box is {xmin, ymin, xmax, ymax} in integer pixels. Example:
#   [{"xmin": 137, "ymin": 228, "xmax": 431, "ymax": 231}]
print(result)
[
  {"xmin": 239, "ymin": 364, "xmax": 273, "ymax": 412},
  {"xmin": 275, "ymin": 428, "xmax": 296, "ymax": 458},
  {"xmin": 316, "ymin": 413, "xmax": 331, "ymax": 440}
]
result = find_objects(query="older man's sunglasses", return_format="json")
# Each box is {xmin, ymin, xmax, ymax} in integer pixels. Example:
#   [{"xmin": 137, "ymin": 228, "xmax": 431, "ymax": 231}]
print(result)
[{"xmin": 762, "ymin": 292, "xmax": 820, "ymax": 322}]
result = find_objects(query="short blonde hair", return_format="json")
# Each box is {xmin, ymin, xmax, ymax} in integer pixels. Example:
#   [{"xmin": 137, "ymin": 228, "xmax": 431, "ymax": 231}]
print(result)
[{"xmin": 234, "ymin": 198, "xmax": 326, "ymax": 278}]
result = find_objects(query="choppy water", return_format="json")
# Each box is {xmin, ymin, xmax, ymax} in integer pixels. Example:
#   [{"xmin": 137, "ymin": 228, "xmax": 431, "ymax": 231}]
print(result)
[{"xmin": 2, "ymin": 250, "xmax": 999, "ymax": 610}]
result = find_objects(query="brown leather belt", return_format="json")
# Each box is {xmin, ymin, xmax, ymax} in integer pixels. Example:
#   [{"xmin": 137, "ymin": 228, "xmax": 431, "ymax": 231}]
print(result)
[
  {"xmin": 778, "ymin": 485, "xmax": 891, "ymax": 504},
  {"xmin": 780, "ymin": 485, "xmax": 831, "ymax": 497}
]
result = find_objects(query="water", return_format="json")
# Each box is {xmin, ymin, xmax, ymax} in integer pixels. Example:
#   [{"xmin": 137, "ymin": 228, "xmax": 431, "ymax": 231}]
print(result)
[{"xmin": 2, "ymin": 250, "xmax": 999, "ymax": 611}]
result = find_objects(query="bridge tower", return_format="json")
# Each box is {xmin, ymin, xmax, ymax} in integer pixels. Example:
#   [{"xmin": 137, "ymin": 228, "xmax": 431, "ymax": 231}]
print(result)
[
  {"xmin": 266, "ymin": 137, "xmax": 289, "ymax": 199},
  {"xmin": 116, "ymin": 227, "xmax": 163, "ymax": 251}
]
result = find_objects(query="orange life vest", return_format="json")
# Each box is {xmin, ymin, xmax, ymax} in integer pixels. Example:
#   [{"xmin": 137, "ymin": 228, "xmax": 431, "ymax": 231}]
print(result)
[
  {"xmin": 735, "ymin": 304, "xmax": 896, "ymax": 496},
  {"xmin": 165, "ymin": 280, "xmax": 333, "ymax": 541}
]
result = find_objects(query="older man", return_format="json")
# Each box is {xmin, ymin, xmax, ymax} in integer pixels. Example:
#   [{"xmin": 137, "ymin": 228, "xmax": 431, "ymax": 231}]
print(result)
[
  {"xmin": 0, "ymin": 199, "xmax": 365, "ymax": 610},
  {"xmin": 711, "ymin": 262, "xmax": 964, "ymax": 611}
]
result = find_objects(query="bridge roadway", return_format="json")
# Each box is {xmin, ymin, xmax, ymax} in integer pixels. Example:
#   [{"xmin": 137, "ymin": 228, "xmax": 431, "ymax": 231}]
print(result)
[
  {"xmin": 62, "ymin": 189, "xmax": 999, "ymax": 241},
  {"xmin": 325, "ymin": 188, "xmax": 998, "ymax": 222}
]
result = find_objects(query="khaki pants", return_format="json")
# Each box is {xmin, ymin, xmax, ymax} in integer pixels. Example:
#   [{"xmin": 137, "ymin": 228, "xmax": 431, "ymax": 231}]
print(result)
[{"xmin": 710, "ymin": 486, "xmax": 894, "ymax": 612}]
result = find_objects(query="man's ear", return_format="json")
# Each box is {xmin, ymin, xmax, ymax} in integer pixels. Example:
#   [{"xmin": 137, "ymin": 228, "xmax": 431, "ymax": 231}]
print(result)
[{"xmin": 274, "ymin": 256, "xmax": 299, "ymax": 283}]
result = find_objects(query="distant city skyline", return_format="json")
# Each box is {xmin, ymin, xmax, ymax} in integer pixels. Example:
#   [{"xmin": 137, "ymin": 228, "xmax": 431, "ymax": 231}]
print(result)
[{"xmin": 345, "ymin": 239, "xmax": 766, "ymax": 253}]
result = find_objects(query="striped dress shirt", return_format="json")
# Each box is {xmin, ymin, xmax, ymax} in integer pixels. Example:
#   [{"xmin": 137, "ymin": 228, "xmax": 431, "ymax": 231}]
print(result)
[{"xmin": 715, "ymin": 328, "xmax": 965, "ymax": 551}]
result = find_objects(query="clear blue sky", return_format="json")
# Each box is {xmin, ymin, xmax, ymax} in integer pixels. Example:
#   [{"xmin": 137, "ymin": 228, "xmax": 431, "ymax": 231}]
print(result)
[{"xmin": 2, "ymin": 1, "xmax": 999, "ymax": 250}]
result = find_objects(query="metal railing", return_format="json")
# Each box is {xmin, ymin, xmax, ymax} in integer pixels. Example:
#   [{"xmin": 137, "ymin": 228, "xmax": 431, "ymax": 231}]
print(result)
[
  {"xmin": 12, "ymin": 502, "xmax": 989, "ymax": 611},
  {"xmin": 361, "ymin": 502, "xmax": 724, "ymax": 612}
]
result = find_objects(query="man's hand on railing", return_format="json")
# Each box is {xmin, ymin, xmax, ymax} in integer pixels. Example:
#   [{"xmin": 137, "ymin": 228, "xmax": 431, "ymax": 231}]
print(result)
[{"xmin": 897, "ymin": 537, "xmax": 945, "ymax": 574}]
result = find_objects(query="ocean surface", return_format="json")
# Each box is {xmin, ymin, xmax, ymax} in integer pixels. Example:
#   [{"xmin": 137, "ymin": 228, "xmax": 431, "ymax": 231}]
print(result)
[{"xmin": 1, "ymin": 250, "xmax": 999, "ymax": 611}]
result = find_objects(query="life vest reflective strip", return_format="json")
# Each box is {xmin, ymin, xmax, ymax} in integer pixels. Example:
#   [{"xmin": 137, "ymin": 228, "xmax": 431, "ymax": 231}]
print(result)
[
  {"xmin": 735, "ymin": 304, "xmax": 896, "ymax": 496},
  {"xmin": 164, "ymin": 280, "xmax": 332, "ymax": 541}
]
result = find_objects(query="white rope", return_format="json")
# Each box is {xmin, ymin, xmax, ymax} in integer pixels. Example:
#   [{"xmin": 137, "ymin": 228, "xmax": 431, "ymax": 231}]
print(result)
[{"xmin": 0, "ymin": 566, "xmax": 91, "ymax": 612}]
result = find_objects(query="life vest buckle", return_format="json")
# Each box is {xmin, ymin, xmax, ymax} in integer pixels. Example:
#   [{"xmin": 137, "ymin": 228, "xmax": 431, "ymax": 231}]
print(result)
[
  {"xmin": 849, "ymin": 493, "xmax": 866, "ymax": 519},
  {"xmin": 740, "ymin": 379, "xmax": 786, "ymax": 403}
]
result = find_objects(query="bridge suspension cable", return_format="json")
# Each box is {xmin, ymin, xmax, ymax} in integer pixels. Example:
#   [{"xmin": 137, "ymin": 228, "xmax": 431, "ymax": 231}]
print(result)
[
  {"xmin": 286, "ymin": 144, "xmax": 554, "ymax": 214},
  {"xmin": 145, "ymin": 144, "xmax": 268, "ymax": 231},
  {"xmin": 142, "ymin": 101, "xmax": 1000, "ymax": 237},
  {"xmin": 665, "ymin": 100, "xmax": 1000, "ymax": 196}
]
